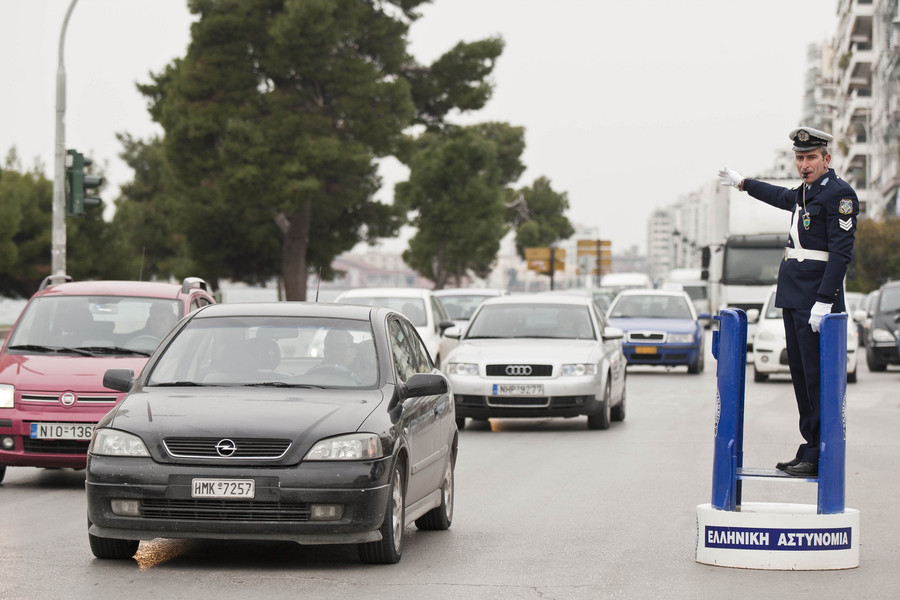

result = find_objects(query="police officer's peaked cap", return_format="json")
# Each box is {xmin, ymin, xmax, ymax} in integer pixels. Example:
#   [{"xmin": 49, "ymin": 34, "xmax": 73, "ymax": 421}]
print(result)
[{"xmin": 789, "ymin": 126, "xmax": 833, "ymax": 152}]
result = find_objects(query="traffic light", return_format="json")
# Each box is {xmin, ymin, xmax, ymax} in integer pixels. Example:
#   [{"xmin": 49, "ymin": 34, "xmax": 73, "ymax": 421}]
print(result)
[{"xmin": 65, "ymin": 149, "xmax": 103, "ymax": 216}]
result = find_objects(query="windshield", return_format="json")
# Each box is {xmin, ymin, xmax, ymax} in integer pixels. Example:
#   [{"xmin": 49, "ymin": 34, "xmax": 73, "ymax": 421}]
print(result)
[
  {"xmin": 466, "ymin": 304, "xmax": 595, "ymax": 340},
  {"xmin": 609, "ymin": 295, "xmax": 694, "ymax": 319},
  {"xmin": 764, "ymin": 291, "xmax": 782, "ymax": 319},
  {"xmin": 338, "ymin": 296, "xmax": 426, "ymax": 327},
  {"xmin": 6, "ymin": 295, "xmax": 181, "ymax": 354},
  {"xmin": 879, "ymin": 287, "xmax": 900, "ymax": 313},
  {"xmin": 722, "ymin": 246, "xmax": 782, "ymax": 285},
  {"xmin": 439, "ymin": 295, "xmax": 495, "ymax": 320},
  {"xmin": 147, "ymin": 316, "xmax": 378, "ymax": 388}
]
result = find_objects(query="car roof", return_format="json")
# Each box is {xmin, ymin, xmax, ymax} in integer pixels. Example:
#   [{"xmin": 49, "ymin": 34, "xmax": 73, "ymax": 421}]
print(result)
[
  {"xmin": 34, "ymin": 280, "xmax": 203, "ymax": 300},
  {"xmin": 337, "ymin": 287, "xmax": 433, "ymax": 299},
  {"xmin": 613, "ymin": 288, "xmax": 691, "ymax": 299},
  {"xmin": 479, "ymin": 294, "xmax": 595, "ymax": 307},
  {"xmin": 193, "ymin": 302, "xmax": 376, "ymax": 320},
  {"xmin": 433, "ymin": 288, "xmax": 506, "ymax": 296}
]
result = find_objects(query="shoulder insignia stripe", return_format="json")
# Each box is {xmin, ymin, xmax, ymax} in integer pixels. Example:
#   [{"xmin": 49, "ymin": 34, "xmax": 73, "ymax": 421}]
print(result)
[{"xmin": 839, "ymin": 218, "xmax": 853, "ymax": 231}]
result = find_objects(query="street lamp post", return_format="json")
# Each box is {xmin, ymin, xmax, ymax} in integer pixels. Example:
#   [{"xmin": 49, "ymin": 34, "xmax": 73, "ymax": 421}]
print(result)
[{"xmin": 51, "ymin": 0, "xmax": 79, "ymax": 276}]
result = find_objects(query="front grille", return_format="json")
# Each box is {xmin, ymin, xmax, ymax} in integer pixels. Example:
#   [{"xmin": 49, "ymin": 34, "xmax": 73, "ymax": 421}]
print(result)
[
  {"xmin": 141, "ymin": 499, "xmax": 311, "ymax": 522},
  {"xmin": 23, "ymin": 439, "xmax": 90, "ymax": 454},
  {"xmin": 626, "ymin": 331, "xmax": 666, "ymax": 343},
  {"xmin": 19, "ymin": 393, "xmax": 117, "ymax": 405},
  {"xmin": 164, "ymin": 437, "xmax": 292, "ymax": 459},
  {"xmin": 485, "ymin": 364, "xmax": 553, "ymax": 377},
  {"xmin": 487, "ymin": 396, "xmax": 550, "ymax": 408}
]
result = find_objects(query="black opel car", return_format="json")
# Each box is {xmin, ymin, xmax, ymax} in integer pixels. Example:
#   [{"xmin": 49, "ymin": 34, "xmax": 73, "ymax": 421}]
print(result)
[{"xmin": 86, "ymin": 302, "xmax": 457, "ymax": 564}]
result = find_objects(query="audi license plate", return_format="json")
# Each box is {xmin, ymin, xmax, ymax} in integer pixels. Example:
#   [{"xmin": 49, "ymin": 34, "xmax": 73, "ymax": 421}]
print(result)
[
  {"xmin": 492, "ymin": 384, "xmax": 543, "ymax": 396},
  {"xmin": 30, "ymin": 422, "xmax": 94, "ymax": 440},
  {"xmin": 192, "ymin": 478, "xmax": 255, "ymax": 499},
  {"xmin": 634, "ymin": 346, "xmax": 657, "ymax": 354}
]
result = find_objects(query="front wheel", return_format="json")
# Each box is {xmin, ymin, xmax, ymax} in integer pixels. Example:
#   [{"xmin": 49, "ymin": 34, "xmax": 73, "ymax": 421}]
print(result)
[
  {"xmin": 753, "ymin": 368, "xmax": 768, "ymax": 383},
  {"xmin": 416, "ymin": 458, "xmax": 454, "ymax": 530},
  {"xmin": 687, "ymin": 348, "xmax": 704, "ymax": 374},
  {"xmin": 587, "ymin": 380, "xmax": 612, "ymax": 430},
  {"xmin": 358, "ymin": 462, "xmax": 405, "ymax": 564},
  {"xmin": 0, "ymin": 465, "xmax": 6, "ymax": 484},
  {"xmin": 866, "ymin": 348, "xmax": 887, "ymax": 372}
]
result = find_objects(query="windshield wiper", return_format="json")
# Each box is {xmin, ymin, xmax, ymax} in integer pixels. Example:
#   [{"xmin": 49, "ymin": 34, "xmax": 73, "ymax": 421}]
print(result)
[
  {"xmin": 7, "ymin": 344, "xmax": 93, "ymax": 357},
  {"xmin": 245, "ymin": 382, "xmax": 324, "ymax": 388},
  {"xmin": 74, "ymin": 346, "xmax": 152, "ymax": 357},
  {"xmin": 153, "ymin": 381, "xmax": 205, "ymax": 387}
]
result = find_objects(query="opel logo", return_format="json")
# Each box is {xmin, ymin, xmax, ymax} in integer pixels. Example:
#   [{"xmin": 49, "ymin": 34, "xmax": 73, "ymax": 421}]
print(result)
[
  {"xmin": 215, "ymin": 439, "xmax": 237, "ymax": 457},
  {"xmin": 60, "ymin": 392, "xmax": 76, "ymax": 407},
  {"xmin": 505, "ymin": 365, "xmax": 532, "ymax": 376}
]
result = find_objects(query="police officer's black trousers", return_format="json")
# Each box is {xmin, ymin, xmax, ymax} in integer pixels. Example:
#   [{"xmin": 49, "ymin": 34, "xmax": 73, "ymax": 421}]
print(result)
[{"xmin": 782, "ymin": 307, "xmax": 821, "ymax": 463}]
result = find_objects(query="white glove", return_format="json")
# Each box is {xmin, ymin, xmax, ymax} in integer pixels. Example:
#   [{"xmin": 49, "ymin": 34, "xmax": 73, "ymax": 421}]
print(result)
[
  {"xmin": 808, "ymin": 301, "xmax": 832, "ymax": 333},
  {"xmin": 718, "ymin": 166, "xmax": 743, "ymax": 189}
]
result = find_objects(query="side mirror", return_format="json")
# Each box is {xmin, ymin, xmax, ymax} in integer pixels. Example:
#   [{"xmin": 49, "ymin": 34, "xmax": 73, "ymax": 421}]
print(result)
[
  {"xmin": 698, "ymin": 312, "xmax": 711, "ymax": 321},
  {"xmin": 103, "ymin": 368, "xmax": 135, "ymax": 392},
  {"xmin": 402, "ymin": 373, "xmax": 449, "ymax": 398},
  {"xmin": 852, "ymin": 309, "xmax": 867, "ymax": 323},
  {"xmin": 438, "ymin": 320, "xmax": 455, "ymax": 334},
  {"xmin": 603, "ymin": 326, "xmax": 624, "ymax": 341},
  {"xmin": 746, "ymin": 309, "xmax": 760, "ymax": 323},
  {"xmin": 442, "ymin": 325, "xmax": 461, "ymax": 340}
]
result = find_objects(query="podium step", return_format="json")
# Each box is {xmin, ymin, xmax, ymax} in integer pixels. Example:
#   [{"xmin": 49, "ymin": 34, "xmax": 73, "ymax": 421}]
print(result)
[{"xmin": 737, "ymin": 467, "xmax": 817, "ymax": 482}]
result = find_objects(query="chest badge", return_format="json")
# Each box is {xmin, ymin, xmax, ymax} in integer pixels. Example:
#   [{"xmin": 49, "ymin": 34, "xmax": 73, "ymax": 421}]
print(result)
[{"xmin": 803, "ymin": 212, "xmax": 811, "ymax": 230}]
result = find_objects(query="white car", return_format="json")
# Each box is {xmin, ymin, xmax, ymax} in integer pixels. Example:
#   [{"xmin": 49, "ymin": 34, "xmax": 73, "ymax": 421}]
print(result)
[
  {"xmin": 442, "ymin": 294, "xmax": 627, "ymax": 430},
  {"xmin": 751, "ymin": 285, "xmax": 858, "ymax": 383},
  {"xmin": 335, "ymin": 287, "xmax": 452, "ymax": 365}
]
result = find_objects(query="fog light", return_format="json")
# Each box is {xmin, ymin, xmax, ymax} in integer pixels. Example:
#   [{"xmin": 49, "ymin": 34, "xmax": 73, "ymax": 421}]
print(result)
[
  {"xmin": 760, "ymin": 356, "xmax": 769, "ymax": 363},
  {"xmin": 110, "ymin": 499, "xmax": 142, "ymax": 517},
  {"xmin": 309, "ymin": 504, "xmax": 343, "ymax": 521},
  {"xmin": 1, "ymin": 436, "xmax": 14, "ymax": 450}
]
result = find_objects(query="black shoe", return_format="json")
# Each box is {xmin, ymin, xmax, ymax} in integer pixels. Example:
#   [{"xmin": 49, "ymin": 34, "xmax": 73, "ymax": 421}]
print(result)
[
  {"xmin": 775, "ymin": 457, "xmax": 801, "ymax": 471},
  {"xmin": 784, "ymin": 461, "xmax": 817, "ymax": 477}
]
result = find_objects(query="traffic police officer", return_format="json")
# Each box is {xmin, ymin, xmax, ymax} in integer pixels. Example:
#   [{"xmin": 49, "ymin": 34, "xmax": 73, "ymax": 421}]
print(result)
[{"xmin": 718, "ymin": 126, "xmax": 858, "ymax": 477}]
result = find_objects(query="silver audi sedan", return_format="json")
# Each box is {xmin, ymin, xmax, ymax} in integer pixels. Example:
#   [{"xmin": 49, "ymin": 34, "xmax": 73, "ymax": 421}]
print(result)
[{"xmin": 441, "ymin": 294, "xmax": 627, "ymax": 430}]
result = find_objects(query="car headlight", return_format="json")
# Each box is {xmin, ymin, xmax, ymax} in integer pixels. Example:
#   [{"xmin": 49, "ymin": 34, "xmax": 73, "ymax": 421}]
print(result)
[
  {"xmin": 560, "ymin": 363, "xmax": 597, "ymax": 376},
  {"xmin": 872, "ymin": 328, "xmax": 895, "ymax": 343},
  {"xmin": 0, "ymin": 384, "xmax": 13, "ymax": 409},
  {"xmin": 445, "ymin": 362, "xmax": 478, "ymax": 376},
  {"xmin": 89, "ymin": 429, "xmax": 150, "ymax": 457},
  {"xmin": 668, "ymin": 333, "xmax": 694, "ymax": 344},
  {"xmin": 304, "ymin": 433, "xmax": 383, "ymax": 461}
]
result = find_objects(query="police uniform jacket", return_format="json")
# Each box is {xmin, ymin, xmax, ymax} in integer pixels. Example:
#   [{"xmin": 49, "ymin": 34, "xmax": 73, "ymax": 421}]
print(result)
[{"xmin": 743, "ymin": 168, "xmax": 858, "ymax": 312}]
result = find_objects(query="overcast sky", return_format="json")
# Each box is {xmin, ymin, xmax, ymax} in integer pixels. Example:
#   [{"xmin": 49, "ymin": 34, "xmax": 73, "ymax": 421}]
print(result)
[{"xmin": 1, "ymin": 0, "xmax": 838, "ymax": 254}]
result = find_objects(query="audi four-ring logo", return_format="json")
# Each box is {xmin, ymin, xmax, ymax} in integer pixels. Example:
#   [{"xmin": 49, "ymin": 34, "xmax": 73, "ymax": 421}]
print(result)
[
  {"xmin": 505, "ymin": 365, "xmax": 532, "ymax": 376},
  {"xmin": 215, "ymin": 439, "xmax": 237, "ymax": 457}
]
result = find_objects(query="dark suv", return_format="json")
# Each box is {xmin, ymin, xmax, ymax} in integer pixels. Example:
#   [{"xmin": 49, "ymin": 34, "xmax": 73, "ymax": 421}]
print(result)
[
  {"xmin": 856, "ymin": 280, "xmax": 900, "ymax": 372},
  {"xmin": 0, "ymin": 276, "xmax": 214, "ymax": 483}
]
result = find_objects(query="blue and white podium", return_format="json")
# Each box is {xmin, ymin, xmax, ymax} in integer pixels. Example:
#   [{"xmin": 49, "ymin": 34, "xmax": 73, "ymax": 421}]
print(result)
[{"xmin": 695, "ymin": 309, "xmax": 859, "ymax": 570}]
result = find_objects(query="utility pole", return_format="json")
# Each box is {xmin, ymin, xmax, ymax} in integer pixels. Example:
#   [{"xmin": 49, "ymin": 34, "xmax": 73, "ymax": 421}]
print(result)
[{"xmin": 51, "ymin": 0, "xmax": 79, "ymax": 276}]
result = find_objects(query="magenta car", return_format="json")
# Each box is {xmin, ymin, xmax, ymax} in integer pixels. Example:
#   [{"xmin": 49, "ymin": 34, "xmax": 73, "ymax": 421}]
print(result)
[{"xmin": 0, "ymin": 276, "xmax": 214, "ymax": 482}]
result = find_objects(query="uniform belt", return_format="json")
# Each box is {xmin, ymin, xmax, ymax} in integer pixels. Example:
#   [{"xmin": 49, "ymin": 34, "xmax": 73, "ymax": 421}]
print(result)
[{"xmin": 783, "ymin": 247, "xmax": 829, "ymax": 262}]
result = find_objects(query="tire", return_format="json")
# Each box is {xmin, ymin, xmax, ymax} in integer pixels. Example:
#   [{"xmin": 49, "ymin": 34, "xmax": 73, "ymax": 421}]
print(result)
[
  {"xmin": 455, "ymin": 417, "xmax": 466, "ymax": 431},
  {"xmin": 866, "ymin": 348, "xmax": 887, "ymax": 372},
  {"xmin": 687, "ymin": 347, "xmax": 704, "ymax": 374},
  {"xmin": 753, "ymin": 368, "xmax": 768, "ymax": 383},
  {"xmin": 88, "ymin": 532, "xmax": 139, "ymax": 559},
  {"xmin": 847, "ymin": 368, "xmax": 857, "ymax": 383},
  {"xmin": 587, "ymin": 380, "xmax": 612, "ymax": 430},
  {"xmin": 611, "ymin": 379, "xmax": 626, "ymax": 422},
  {"xmin": 415, "ymin": 457, "xmax": 454, "ymax": 531},
  {"xmin": 359, "ymin": 462, "xmax": 405, "ymax": 564},
  {"xmin": 0, "ymin": 465, "xmax": 6, "ymax": 484}
]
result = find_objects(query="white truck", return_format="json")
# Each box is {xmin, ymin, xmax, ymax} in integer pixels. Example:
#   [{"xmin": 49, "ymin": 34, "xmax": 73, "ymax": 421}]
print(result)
[{"xmin": 701, "ymin": 181, "xmax": 793, "ymax": 351}]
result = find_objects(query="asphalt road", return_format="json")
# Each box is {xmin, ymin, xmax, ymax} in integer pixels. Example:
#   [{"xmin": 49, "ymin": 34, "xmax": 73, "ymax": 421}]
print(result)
[{"xmin": 2, "ymin": 338, "xmax": 900, "ymax": 600}]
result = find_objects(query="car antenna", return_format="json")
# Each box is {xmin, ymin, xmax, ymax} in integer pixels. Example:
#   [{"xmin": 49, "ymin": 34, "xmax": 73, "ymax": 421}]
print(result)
[
  {"xmin": 139, "ymin": 247, "xmax": 146, "ymax": 281},
  {"xmin": 315, "ymin": 267, "xmax": 322, "ymax": 302}
]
